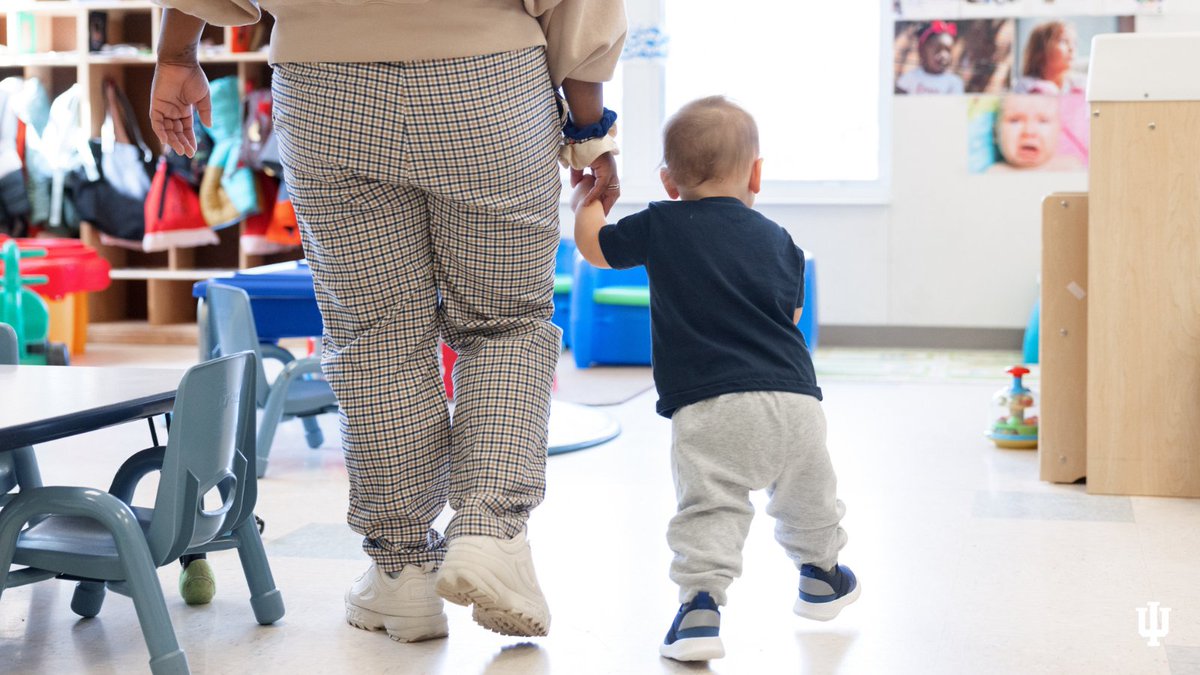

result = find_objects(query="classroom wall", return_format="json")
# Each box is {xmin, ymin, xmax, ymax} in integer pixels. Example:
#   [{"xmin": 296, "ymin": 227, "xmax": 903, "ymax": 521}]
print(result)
[{"xmin": 582, "ymin": 12, "xmax": 1200, "ymax": 336}]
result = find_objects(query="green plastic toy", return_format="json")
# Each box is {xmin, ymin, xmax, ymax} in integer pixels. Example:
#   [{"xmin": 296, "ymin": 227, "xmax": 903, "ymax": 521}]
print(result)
[{"xmin": 0, "ymin": 240, "xmax": 69, "ymax": 365}]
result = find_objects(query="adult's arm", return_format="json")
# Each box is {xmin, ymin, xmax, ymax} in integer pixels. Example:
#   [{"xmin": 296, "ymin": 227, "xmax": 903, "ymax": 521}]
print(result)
[{"xmin": 151, "ymin": 0, "xmax": 260, "ymax": 27}]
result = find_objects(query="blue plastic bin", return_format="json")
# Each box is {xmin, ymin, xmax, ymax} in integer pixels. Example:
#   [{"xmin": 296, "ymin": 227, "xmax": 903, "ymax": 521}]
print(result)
[{"xmin": 192, "ymin": 260, "xmax": 322, "ymax": 341}]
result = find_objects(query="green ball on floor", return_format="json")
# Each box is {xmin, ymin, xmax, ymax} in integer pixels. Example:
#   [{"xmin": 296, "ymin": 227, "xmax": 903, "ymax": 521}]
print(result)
[{"xmin": 180, "ymin": 558, "xmax": 217, "ymax": 606}]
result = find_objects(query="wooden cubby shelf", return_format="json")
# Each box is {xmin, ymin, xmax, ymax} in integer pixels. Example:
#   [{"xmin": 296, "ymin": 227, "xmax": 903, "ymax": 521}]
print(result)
[{"xmin": 3, "ymin": 0, "xmax": 292, "ymax": 341}]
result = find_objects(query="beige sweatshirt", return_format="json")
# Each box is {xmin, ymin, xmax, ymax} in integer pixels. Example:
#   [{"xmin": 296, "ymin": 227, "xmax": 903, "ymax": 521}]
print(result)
[{"xmin": 153, "ymin": 0, "xmax": 626, "ymax": 86}]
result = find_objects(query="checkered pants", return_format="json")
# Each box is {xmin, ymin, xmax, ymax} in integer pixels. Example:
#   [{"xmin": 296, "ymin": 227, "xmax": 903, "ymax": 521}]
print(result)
[{"xmin": 272, "ymin": 48, "xmax": 563, "ymax": 571}]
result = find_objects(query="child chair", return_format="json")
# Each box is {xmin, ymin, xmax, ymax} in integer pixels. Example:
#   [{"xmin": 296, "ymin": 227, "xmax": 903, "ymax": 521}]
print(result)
[
  {"xmin": 570, "ymin": 257, "xmax": 652, "ymax": 368},
  {"xmin": 797, "ymin": 250, "xmax": 819, "ymax": 350},
  {"xmin": 207, "ymin": 283, "xmax": 338, "ymax": 478},
  {"xmin": 553, "ymin": 239, "xmax": 577, "ymax": 346},
  {"xmin": 569, "ymin": 250, "xmax": 820, "ymax": 368},
  {"xmin": 0, "ymin": 323, "xmax": 41, "ymax": 506},
  {"xmin": 0, "ymin": 352, "xmax": 285, "ymax": 675}
]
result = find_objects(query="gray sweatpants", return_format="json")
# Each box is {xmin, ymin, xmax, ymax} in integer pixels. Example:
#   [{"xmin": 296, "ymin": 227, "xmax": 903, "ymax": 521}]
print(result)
[{"xmin": 668, "ymin": 391, "xmax": 847, "ymax": 605}]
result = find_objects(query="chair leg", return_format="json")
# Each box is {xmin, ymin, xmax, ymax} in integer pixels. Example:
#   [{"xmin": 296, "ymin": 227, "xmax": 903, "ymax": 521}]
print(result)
[
  {"xmin": 112, "ymin": 527, "xmax": 189, "ymax": 674},
  {"xmin": 255, "ymin": 412, "xmax": 281, "ymax": 479},
  {"xmin": 71, "ymin": 581, "xmax": 107, "ymax": 618},
  {"xmin": 233, "ymin": 518, "xmax": 285, "ymax": 625},
  {"xmin": 300, "ymin": 415, "xmax": 324, "ymax": 449}
]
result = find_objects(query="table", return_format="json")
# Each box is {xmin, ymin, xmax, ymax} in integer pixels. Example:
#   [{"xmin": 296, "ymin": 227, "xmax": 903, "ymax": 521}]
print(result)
[
  {"xmin": 194, "ymin": 262, "xmax": 620, "ymax": 455},
  {"xmin": 0, "ymin": 366, "xmax": 182, "ymax": 452}
]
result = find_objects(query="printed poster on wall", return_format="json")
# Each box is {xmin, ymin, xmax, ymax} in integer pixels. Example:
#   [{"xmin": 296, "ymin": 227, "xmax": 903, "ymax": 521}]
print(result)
[
  {"xmin": 967, "ymin": 94, "xmax": 1088, "ymax": 172},
  {"xmin": 894, "ymin": 19, "xmax": 1015, "ymax": 94},
  {"xmin": 964, "ymin": 14, "xmax": 1132, "ymax": 173},
  {"xmin": 893, "ymin": 0, "xmax": 1164, "ymax": 18}
]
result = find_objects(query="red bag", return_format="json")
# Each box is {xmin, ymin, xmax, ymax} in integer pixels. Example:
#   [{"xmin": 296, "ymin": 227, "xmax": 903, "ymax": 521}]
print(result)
[
  {"xmin": 143, "ymin": 156, "xmax": 217, "ymax": 252},
  {"xmin": 266, "ymin": 176, "xmax": 302, "ymax": 248}
]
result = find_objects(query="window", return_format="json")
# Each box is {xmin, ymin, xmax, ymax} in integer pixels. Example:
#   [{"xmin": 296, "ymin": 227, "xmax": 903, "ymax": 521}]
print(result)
[{"xmin": 608, "ymin": 0, "xmax": 891, "ymax": 204}]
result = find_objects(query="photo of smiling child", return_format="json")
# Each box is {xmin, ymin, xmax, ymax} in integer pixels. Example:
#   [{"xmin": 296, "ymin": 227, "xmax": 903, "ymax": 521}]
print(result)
[
  {"xmin": 896, "ymin": 21, "xmax": 964, "ymax": 94},
  {"xmin": 895, "ymin": 19, "xmax": 1015, "ymax": 95}
]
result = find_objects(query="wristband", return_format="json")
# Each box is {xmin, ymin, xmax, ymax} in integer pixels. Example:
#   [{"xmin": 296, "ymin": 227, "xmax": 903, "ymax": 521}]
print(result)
[
  {"xmin": 563, "ymin": 107, "xmax": 617, "ymax": 142},
  {"xmin": 559, "ymin": 128, "xmax": 619, "ymax": 170}
]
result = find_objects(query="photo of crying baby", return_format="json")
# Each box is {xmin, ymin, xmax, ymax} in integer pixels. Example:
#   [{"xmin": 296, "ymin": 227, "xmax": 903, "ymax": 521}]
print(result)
[{"xmin": 967, "ymin": 93, "xmax": 1088, "ymax": 173}]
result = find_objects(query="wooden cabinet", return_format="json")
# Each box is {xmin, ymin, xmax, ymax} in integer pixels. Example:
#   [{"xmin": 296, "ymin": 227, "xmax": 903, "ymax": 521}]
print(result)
[
  {"xmin": 1040, "ymin": 193, "xmax": 1088, "ymax": 485},
  {"xmin": 1040, "ymin": 34, "xmax": 1200, "ymax": 497},
  {"xmin": 1087, "ymin": 99, "xmax": 1200, "ymax": 497}
]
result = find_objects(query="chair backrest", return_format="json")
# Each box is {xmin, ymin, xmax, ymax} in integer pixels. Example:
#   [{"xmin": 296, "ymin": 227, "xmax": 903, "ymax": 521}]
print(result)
[
  {"xmin": 0, "ymin": 322, "xmax": 17, "ymax": 366},
  {"xmin": 206, "ymin": 283, "xmax": 270, "ymax": 407},
  {"xmin": 145, "ymin": 351, "xmax": 258, "ymax": 565},
  {"xmin": 584, "ymin": 259, "xmax": 649, "ymax": 289},
  {"xmin": 0, "ymin": 323, "xmax": 18, "ymax": 494}
]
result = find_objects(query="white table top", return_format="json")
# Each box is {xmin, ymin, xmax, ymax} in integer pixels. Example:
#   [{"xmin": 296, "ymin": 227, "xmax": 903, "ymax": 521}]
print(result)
[{"xmin": 0, "ymin": 366, "xmax": 184, "ymax": 451}]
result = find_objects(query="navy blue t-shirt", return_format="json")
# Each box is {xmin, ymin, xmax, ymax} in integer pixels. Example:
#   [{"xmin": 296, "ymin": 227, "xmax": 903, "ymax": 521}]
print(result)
[{"xmin": 597, "ymin": 197, "xmax": 822, "ymax": 417}]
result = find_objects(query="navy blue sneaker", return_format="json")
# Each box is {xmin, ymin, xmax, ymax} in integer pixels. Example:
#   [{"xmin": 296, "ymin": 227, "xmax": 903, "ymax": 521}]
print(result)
[
  {"xmin": 795, "ymin": 563, "xmax": 860, "ymax": 621},
  {"xmin": 659, "ymin": 591, "xmax": 725, "ymax": 661}
]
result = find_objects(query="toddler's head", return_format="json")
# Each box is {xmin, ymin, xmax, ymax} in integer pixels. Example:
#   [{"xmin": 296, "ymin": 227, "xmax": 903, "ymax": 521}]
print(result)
[
  {"xmin": 660, "ymin": 96, "xmax": 761, "ymax": 203},
  {"xmin": 918, "ymin": 21, "xmax": 956, "ymax": 75}
]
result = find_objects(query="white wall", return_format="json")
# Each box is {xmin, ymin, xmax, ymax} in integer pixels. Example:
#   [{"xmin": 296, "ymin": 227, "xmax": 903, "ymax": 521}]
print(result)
[{"xmin": 581, "ymin": 12, "xmax": 1200, "ymax": 331}]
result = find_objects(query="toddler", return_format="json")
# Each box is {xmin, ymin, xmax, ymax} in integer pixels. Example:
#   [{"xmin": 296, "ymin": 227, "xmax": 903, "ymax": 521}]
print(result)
[
  {"xmin": 571, "ymin": 96, "xmax": 860, "ymax": 662},
  {"xmin": 897, "ymin": 20, "xmax": 964, "ymax": 94}
]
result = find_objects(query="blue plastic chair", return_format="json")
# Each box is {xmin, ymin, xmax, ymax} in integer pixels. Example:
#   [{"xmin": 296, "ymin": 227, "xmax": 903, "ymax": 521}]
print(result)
[
  {"xmin": 553, "ymin": 239, "xmax": 577, "ymax": 347},
  {"xmin": 798, "ymin": 250, "xmax": 819, "ymax": 351},
  {"xmin": 0, "ymin": 352, "xmax": 284, "ymax": 675},
  {"xmin": 207, "ymin": 283, "xmax": 337, "ymax": 478},
  {"xmin": 569, "ymin": 250, "xmax": 820, "ymax": 367},
  {"xmin": 570, "ymin": 258, "xmax": 652, "ymax": 368},
  {"xmin": 0, "ymin": 323, "xmax": 42, "ymax": 506}
]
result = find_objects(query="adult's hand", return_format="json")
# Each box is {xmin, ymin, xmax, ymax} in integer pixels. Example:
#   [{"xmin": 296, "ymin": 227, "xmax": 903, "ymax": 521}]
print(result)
[
  {"xmin": 572, "ymin": 151, "xmax": 620, "ymax": 214},
  {"xmin": 151, "ymin": 9, "xmax": 210, "ymax": 157},
  {"xmin": 150, "ymin": 62, "xmax": 211, "ymax": 157}
]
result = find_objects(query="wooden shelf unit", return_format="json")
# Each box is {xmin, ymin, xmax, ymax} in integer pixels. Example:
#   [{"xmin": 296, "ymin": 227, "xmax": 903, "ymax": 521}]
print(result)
[{"xmin": 2, "ymin": 0, "xmax": 296, "ymax": 336}]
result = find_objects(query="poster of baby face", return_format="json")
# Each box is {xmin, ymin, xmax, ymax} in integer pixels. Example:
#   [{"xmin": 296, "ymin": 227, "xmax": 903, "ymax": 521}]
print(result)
[{"xmin": 967, "ymin": 94, "xmax": 1089, "ymax": 173}]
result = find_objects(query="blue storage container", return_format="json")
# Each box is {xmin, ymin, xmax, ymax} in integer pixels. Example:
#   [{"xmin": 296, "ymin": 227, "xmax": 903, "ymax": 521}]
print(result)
[{"xmin": 193, "ymin": 261, "xmax": 323, "ymax": 341}]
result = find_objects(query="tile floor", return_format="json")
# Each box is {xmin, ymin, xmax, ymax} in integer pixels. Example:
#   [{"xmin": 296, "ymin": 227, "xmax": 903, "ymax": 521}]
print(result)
[{"xmin": 0, "ymin": 346, "xmax": 1196, "ymax": 674}]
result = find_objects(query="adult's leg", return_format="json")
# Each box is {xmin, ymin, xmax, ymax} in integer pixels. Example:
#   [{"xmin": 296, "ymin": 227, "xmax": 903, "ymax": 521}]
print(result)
[
  {"xmin": 406, "ymin": 47, "xmax": 564, "ymax": 540},
  {"xmin": 272, "ymin": 62, "xmax": 451, "ymax": 570}
]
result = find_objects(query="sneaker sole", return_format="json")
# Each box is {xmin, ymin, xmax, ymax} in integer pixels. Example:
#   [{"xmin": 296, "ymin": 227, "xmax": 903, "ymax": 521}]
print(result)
[
  {"xmin": 436, "ymin": 567, "xmax": 549, "ymax": 637},
  {"xmin": 793, "ymin": 581, "xmax": 862, "ymax": 621},
  {"xmin": 345, "ymin": 602, "xmax": 449, "ymax": 643},
  {"xmin": 659, "ymin": 636, "xmax": 725, "ymax": 662}
]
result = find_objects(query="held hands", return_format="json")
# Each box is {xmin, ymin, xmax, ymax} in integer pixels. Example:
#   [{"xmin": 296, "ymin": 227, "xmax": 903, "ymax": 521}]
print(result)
[
  {"xmin": 570, "ymin": 151, "xmax": 619, "ymax": 214},
  {"xmin": 149, "ymin": 61, "xmax": 213, "ymax": 157},
  {"xmin": 571, "ymin": 175, "xmax": 601, "ymax": 213}
]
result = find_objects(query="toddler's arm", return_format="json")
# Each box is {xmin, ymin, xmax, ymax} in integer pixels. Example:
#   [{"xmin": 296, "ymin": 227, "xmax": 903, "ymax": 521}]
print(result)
[{"xmin": 572, "ymin": 176, "xmax": 612, "ymax": 269}]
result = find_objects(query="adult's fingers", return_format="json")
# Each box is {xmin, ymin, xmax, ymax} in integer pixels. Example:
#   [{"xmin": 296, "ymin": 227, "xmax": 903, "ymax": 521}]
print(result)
[
  {"xmin": 570, "ymin": 167, "xmax": 584, "ymax": 187},
  {"xmin": 196, "ymin": 92, "xmax": 213, "ymax": 129}
]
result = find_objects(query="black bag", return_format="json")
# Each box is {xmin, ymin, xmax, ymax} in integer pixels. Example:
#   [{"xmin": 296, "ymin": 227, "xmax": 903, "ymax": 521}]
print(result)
[
  {"xmin": 69, "ymin": 79, "xmax": 153, "ymax": 241},
  {"xmin": 67, "ymin": 140, "xmax": 147, "ymax": 240}
]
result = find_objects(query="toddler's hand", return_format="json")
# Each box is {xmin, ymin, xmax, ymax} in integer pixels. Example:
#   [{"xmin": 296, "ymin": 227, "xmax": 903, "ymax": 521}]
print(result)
[{"xmin": 571, "ymin": 175, "xmax": 597, "ymax": 212}]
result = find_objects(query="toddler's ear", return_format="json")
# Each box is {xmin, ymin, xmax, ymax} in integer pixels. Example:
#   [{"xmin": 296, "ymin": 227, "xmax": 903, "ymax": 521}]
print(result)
[
  {"xmin": 749, "ymin": 158, "xmax": 764, "ymax": 194},
  {"xmin": 660, "ymin": 167, "xmax": 681, "ymax": 200}
]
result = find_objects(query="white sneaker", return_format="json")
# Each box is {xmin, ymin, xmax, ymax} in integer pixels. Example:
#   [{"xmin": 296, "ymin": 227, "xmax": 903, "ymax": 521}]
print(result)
[
  {"xmin": 345, "ymin": 563, "xmax": 448, "ymax": 642},
  {"xmin": 435, "ymin": 530, "xmax": 550, "ymax": 637}
]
